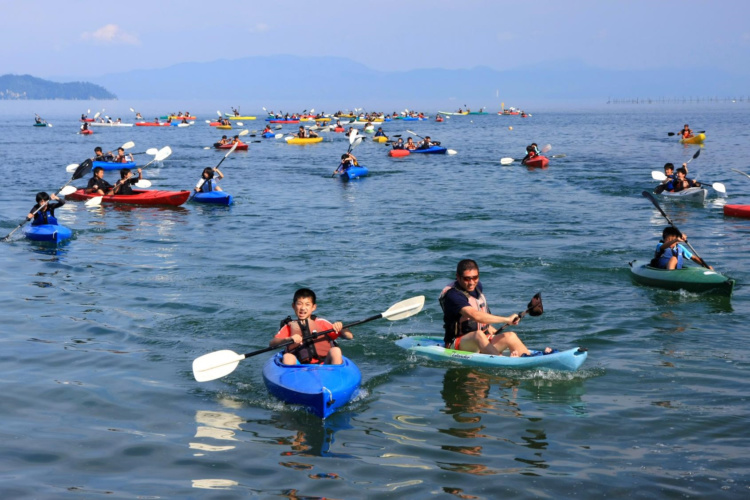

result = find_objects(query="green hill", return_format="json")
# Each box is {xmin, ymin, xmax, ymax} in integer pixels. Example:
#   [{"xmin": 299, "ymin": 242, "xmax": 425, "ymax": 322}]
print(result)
[{"xmin": 0, "ymin": 74, "xmax": 116, "ymax": 100}]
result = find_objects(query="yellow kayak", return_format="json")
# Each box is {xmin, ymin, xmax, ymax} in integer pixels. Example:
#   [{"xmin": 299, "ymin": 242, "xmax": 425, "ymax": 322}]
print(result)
[
  {"xmin": 216, "ymin": 125, "xmax": 232, "ymax": 130},
  {"xmin": 679, "ymin": 133, "xmax": 706, "ymax": 144},
  {"xmin": 372, "ymin": 136, "xmax": 388, "ymax": 143},
  {"xmin": 286, "ymin": 137, "xmax": 323, "ymax": 145},
  {"xmin": 315, "ymin": 117, "xmax": 331, "ymax": 122},
  {"xmin": 227, "ymin": 116, "xmax": 256, "ymax": 120}
]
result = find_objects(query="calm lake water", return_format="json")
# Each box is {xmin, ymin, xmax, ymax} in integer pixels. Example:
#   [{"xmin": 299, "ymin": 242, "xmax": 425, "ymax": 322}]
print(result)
[{"xmin": 1, "ymin": 100, "xmax": 748, "ymax": 498}]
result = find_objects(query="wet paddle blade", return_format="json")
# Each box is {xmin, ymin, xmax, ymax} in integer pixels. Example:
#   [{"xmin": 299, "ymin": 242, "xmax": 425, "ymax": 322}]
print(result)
[
  {"xmin": 193, "ymin": 350, "xmax": 245, "ymax": 382},
  {"xmin": 72, "ymin": 159, "xmax": 93, "ymax": 180},
  {"xmin": 65, "ymin": 163, "xmax": 80, "ymax": 173},
  {"xmin": 500, "ymin": 158, "xmax": 514, "ymax": 165},
  {"xmin": 135, "ymin": 180, "xmax": 152, "ymax": 188},
  {"xmin": 85, "ymin": 196, "xmax": 103, "ymax": 207},
  {"xmin": 382, "ymin": 295, "xmax": 425, "ymax": 321},
  {"xmin": 121, "ymin": 141, "xmax": 135, "ymax": 150},
  {"xmin": 146, "ymin": 148, "xmax": 159, "ymax": 155},
  {"xmin": 447, "ymin": 149, "xmax": 457, "ymax": 155},
  {"xmin": 652, "ymin": 171, "xmax": 667, "ymax": 181},
  {"xmin": 59, "ymin": 185, "xmax": 77, "ymax": 196},
  {"xmin": 712, "ymin": 182, "xmax": 726, "ymax": 194},
  {"xmin": 527, "ymin": 292, "xmax": 543, "ymax": 316}
]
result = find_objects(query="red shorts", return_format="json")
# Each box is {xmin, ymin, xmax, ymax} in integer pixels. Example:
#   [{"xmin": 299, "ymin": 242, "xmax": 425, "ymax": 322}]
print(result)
[{"xmin": 451, "ymin": 332, "xmax": 493, "ymax": 351}]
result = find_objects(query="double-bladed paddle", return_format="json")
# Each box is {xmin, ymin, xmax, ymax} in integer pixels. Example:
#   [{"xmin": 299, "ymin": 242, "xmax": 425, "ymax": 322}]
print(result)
[
  {"xmin": 641, "ymin": 191, "xmax": 711, "ymax": 269},
  {"xmin": 192, "ymin": 295, "xmax": 425, "ymax": 382},
  {"xmin": 332, "ymin": 130, "xmax": 364, "ymax": 177},
  {"xmin": 406, "ymin": 129, "xmax": 457, "ymax": 155}
]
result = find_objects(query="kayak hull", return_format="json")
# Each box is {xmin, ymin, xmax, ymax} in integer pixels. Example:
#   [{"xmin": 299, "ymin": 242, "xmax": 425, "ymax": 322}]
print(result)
[
  {"xmin": 657, "ymin": 187, "xmax": 707, "ymax": 202},
  {"xmin": 67, "ymin": 189, "xmax": 191, "ymax": 207},
  {"xmin": 135, "ymin": 122, "xmax": 172, "ymax": 127},
  {"xmin": 286, "ymin": 137, "xmax": 323, "ymax": 145},
  {"xmin": 340, "ymin": 165, "xmax": 369, "ymax": 180},
  {"xmin": 396, "ymin": 336, "xmax": 588, "ymax": 371},
  {"xmin": 262, "ymin": 353, "xmax": 362, "ymax": 419},
  {"xmin": 389, "ymin": 149, "xmax": 410, "ymax": 157},
  {"xmin": 261, "ymin": 132, "xmax": 276, "ymax": 138},
  {"xmin": 522, "ymin": 155, "xmax": 549, "ymax": 168},
  {"xmin": 679, "ymin": 133, "xmax": 706, "ymax": 144},
  {"xmin": 410, "ymin": 146, "xmax": 447, "ymax": 154},
  {"xmin": 33, "ymin": 123, "xmax": 49, "ymax": 127},
  {"xmin": 80, "ymin": 130, "xmax": 93, "ymax": 135},
  {"xmin": 224, "ymin": 115, "xmax": 256, "ymax": 120},
  {"xmin": 24, "ymin": 223, "xmax": 73, "ymax": 243},
  {"xmin": 214, "ymin": 143, "xmax": 248, "ymax": 150},
  {"xmin": 93, "ymin": 160, "xmax": 136, "ymax": 171},
  {"xmin": 192, "ymin": 191, "xmax": 233, "ymax": 205},
  {"xmin": 269, "ymin": 119, "xmax": 300, "ymax": 124},
  {"xmin": 629, "ymin": 260, "xmax": 734, "ymax": 296},
  {"xmin": 90, "ymin": 122, "xmax": 134, "ymax": 127},
  {"xmin": 724, "ymin": 204, "xmax": 750, "ymax": 218},
  {"xmin": 372, "ymin": 136, "xmax": 388, "ymax": 143}
]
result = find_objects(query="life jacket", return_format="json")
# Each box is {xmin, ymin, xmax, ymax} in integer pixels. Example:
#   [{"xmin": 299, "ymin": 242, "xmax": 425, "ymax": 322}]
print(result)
[
  {"xmin": 200, "ymin": 178, "xmax": 216, "ymax": 192},
  {"xmin": 33, "ymin": 210, "xmax": 57, "ymax": 226},
  {"xmin": 280, "ymin": 316, "xmax": 337, "ymax": 364},
  {"xmin": 438, "ymin": 281, "xmax": 489, "ymax": 347},
  {"xmin": 652, "ymin": 242, "xmax": 684, "ymax": 269}
]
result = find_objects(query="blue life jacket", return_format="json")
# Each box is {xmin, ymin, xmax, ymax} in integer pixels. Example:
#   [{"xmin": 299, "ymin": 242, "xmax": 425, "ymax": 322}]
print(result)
[
  {"xmin": 200, "ymin": 178, "xmax": 215, "ymax": 193},
  {"xmin": 32, "ymin": 211, "xmax": 57, "ymax": 226},
  {"xmin": 655, "ymin": 244, "xmax": 684, "ymax": 269}
]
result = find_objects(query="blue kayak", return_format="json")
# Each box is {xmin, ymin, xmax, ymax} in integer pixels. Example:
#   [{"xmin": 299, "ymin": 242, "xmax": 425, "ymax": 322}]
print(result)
[
  {"xmin": 339, "ymin": 165, "xmax": 369, "ymax": 180},
  {"xmin": 262, "ymin": 132, "xmax": 275, "ymax": 138},
  {"xmin": 24, "ymin": 223, "xmax": 73, "ymax": 243},
  {"xmin": 93, "ymin": 160, "xmax": 137, "ymax": 171},
  {"xmin": 410, "ymin": 146, "xmax": 447, "ymax": 154},
  {"xmin": 396, "ymin": 336, "xmax": 588, "ymax": 371},
  {"xmin": 262, "ymin": 353, "xmax": 362, "ymax": 419},
  {"xmin": 192, "ymin": 191, "xmax": 233, "ymax": 205}
]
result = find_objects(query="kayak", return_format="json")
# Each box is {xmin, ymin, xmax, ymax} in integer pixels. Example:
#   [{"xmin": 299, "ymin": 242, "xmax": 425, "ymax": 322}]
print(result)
[
  {"xmin": 90, "ymin": 122, "xmax": 134, "ymax": 127},
  {"xmin": 214, "ymin": 142, "xmax": 248, "ymax": 150},
  {"xmin": 372, "ymin": 136, "xmax": 388, "ymax": 143},
  {"xmin": 286, "ymin": 137, "xmax": 323, "ymax": 145},
  {"xmin": 629, "ymin": 259, "xmax": 735, "ymax": 296},
  {"xmin": 522, "ymin": 155, "xmax": 549, "ymax": 168},
  {"xmin": 410, "ymin": 146, "xmax": 447, "ymax": 154},
  {"xmin": 224, "ymin": 115, "xmax": 255, "ymax": 120},
  {"xmin": 468, "ymin": 111, "xmax": 489, "ymax": 115},
  {"xmin": 269, "ymin": 119, "xmax": 300, "ymax": 124},
  {"xmin": 192, "ymin": 191, "xmax": 233, "ymax": 205},
  {"xmin": 135, "ymin": 122, "xmax": 172, "ymax": 127},
  {"xmin": 657, "ymin": 187, "xmax": 707, "ymax": 202},
  {"xmin": 262, "ymin": 352, "xmax": 362, "ymax": 419},
  {"xmin": 679, "ymin": 133, "xmax": 706, "ymax": 144},
  {"xmin": 389, "ymin": 149, "xmax": 410, "ymax": 157},
  {"xmin": 396, "ymin": 336, "xmax": 588, "ymax": 372},
  {"xmin": 334, "ymin": 127, "xmax": 345, "ymax": 133},
  {"xmin": 401, "ymin": 117, "xmax": 426, "ymax": 121},
  {"xmin": 338, "ymin": 165, "xmax": 369, "ymax": 180},
  {"xmin": 33, "ymin": 123, "xmax": 49, "ymax": 127},
  {"xmin": 261, "ymin": 132, "xmax": 275, "ymax": 138},
  {"xmin": 216, "ymin": 125, "xmax": 232, "ymax": 130},
  {"xmin": 724, "ymin": 204, "xmax": 750, "ymax": 218},
  {"xmin": 66, "ymin": 189, "xmax": 191, "ymax": 207},
  {"xmin": 93, "ymin": 160, "xmax": 137, "ymax": 171},
  {"xmin": 80, "ymin": 129, "xmax": 93, "ymax": 135},
  {"xmin": 24, "ymin": 222, "xmax": 73, "ymax": 243},
  {"xmin": 161, "ymin": 115, "xmax": 196, "ymax": 120},
  {"xmin": 80, "ymin": 118, "xmax": 94, "ymax": 122},
  {"xmin": 438, "ymin": 111, "xmax": 468, "ymax": 115}
]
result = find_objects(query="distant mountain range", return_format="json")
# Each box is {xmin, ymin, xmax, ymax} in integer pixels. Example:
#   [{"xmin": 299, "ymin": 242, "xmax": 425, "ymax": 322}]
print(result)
[
  {"xmin": 0, "ymin": 74, "xmax": 116, "ymax": 100},
  {"xmin": 86, "ymin": 56, "xmax": 750, "ymax": 105}
]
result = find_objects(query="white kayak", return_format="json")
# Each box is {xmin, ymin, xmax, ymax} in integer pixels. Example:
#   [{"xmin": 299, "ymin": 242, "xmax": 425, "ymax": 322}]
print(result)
[
  {"xmin": 89, "ymin": 122, "xmax": 134, "ymax": 127},
  {"xmin": 657, "ymin": 187, "xmax": 707, "ymax": 202},
  {"xmin": 396, "ymin": 336, "xmax": 588, "ymax": 371}
]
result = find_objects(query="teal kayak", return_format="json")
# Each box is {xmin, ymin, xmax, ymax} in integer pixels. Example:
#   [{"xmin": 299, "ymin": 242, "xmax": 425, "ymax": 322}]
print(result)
[
  {"xmin": 629, "ymin": 260, "xmax": 735, "ymax": 296},
  {"xmin": 396, "ymin": 336, "xmax": 587, "ymax": 371}
]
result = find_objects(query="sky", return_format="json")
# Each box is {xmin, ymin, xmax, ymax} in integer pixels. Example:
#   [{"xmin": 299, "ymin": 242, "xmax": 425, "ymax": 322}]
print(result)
[{"xmin": 2, "ymin": 0, "xmax": 749, "ymax": 80}]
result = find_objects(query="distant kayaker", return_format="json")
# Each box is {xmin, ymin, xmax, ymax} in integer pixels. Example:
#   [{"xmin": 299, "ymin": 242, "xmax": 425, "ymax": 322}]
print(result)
[
  {"xmin": 195, "ymin": 167, "xmax": 224, "ymax": 193},
  {"xmin": 405, "ymin": 137, "xmax": 417, "ymax": 150},
  {"xmin": 135, "ymin": 112, "xmax": 143, "ymax": 120},
  {"xmin": 671, "ymin": 166, "xmax": 702, "ymax": 192},
  {"xmin": 652, "ymin": 227, "xmax": 712, "ymax": 270},
  {"xmin": 391, "ymin": 138, "xmax": 405, "ymax": 149},
  {"xmin": 114, "ymin": 147, "xmax": 133, "ymax": 163},
  {"xmin": 93, "ymin": 146, "xmax": 114, "ymax": 162},
  {"xmin": 81, "ymin": 122, "xmax": 90, "ymax": 132},
  {"xmin": 269, "ymin": 288, "xmax": 353, "ymax": 365},
  {"xmin": 35, "ymin": 114, "xmax": 43, "ymax": 124},
  {"xmin": 334, "ymin": 153, "xmax": 357, "ymax": 175},
  {"xmin": 439, "ymin": 259, "xmax": 532, "ymax": 357},
  {"xmin": 262, "ymin": 125, "xmax": 272, "ymax": 135},
  {"xmin": 27, "ymin": 192, "xmax": 65, "ymax": 225},
  {"xmin": 521, "ymin": 145, "xmax": 538, "ymax": 164},
  {"xmin": 417, "ymin": 136, "xmax": 436, "ymax": 150},
  {"xmin": 112, "ymin": 168, "xmax": 143, "ymax": 196},
  {"xmin": 374, "ymin": 127, "xmax": 386, "ymax": 138},
  {"xmin": 86, "ymin": 167, "xmax": 114, "ymax": 195},
  {"xmin": 230, "ymin": 135, "xmax": 242, "ymax": 145},
  {"xmin": 218, "ymin": 135, "xmax": 230, "ymax": 145},
  {"xmin": 80, "ymin": 113, "xmax": 87, "ymax": 121},
  {"xmin": 681, "ymin": 124, "xmax": 694, "ymax": 139}
]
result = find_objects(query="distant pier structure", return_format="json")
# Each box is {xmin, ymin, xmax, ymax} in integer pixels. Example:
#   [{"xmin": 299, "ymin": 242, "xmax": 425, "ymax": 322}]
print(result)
[{"xmin": 607, "ymin": 96, "xmax": 748, "ymax": 104}]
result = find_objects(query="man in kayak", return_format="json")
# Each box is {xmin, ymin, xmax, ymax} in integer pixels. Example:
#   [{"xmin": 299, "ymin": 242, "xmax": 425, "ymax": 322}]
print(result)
[
  {"xmin": 269, "ymin": 288, "xmax": 353, "ymax": 365},
  {"xmin": 195, "ymin": 167, "xmax": 224, "ymax": 192},
  {"xmin": 671, "ymin": 166, "xmax": 702, "ymax": 192},
  {"xmin": 27, "ymin": 191, "xmax": 65, "ymax": 225},
  {"xmin": 334, "ymin": 153, "xmax": 358, "ymax": 176},
  {"xmin": 652, "ymin": 227, "xmax": 712, "ymax": 270},
  {"xmin": 439, "ymin": 259, "xmax": 531, "ymax": 357},
  {"xmin": 112, "ymin": 168, "xmax": 143, "ymax": 196},
  {"xmin": 86, "ymin": 167, "xmax": 114, "ymax": 195},
  {"xmin": 681, "ymin": 124, "xmax": 694, "ymax": 139}
]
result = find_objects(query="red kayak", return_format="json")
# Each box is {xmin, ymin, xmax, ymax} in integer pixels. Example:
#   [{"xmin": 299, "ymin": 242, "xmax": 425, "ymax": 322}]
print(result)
[
  {"xmin": 724, "ymin": 205, "xmax": 750, "ymax": 218},
  {"xmin": 80, "ymin": 129, "xmax": 93, "ymax": 135},
  {"xmin": 389, "ymin": 149, "xmax": 410, "ymax": 157},
  {"xmin": 522, "ymin": 155, "xmax": 549, "ymax": 168},
  {"xmin": 334, "ymin": 127, "xmax": 345, "ymax": 133},
  {"xmin": 80, "ymin": 118, "xmax": 94, "ymax": 122},
  {"xmin": 66, "ymin": 189, "xmax": 191, "ymax": 206},
  {"xmin": 270, "ymin": 119, "xmax": 300, "ymax": 124},
  {"xmin": 214, "ymin": 142, "xmax": 248, "ymax": 150}
]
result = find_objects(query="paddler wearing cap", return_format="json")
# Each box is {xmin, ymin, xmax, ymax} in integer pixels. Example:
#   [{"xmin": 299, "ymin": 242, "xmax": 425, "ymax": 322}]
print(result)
[{"xmin": 438, "ymin": 259, "xmax": 533, "ymax": 356}]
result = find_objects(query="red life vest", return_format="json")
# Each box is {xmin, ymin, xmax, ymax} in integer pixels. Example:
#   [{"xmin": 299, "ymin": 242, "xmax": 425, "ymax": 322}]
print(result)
[
  {"xmin": 438, "ymin": 281, "xmax": 489, "ymax": 346},
  {"xmin": 277, "ymin": 317, "xmax": 338, "ymax": 364}
]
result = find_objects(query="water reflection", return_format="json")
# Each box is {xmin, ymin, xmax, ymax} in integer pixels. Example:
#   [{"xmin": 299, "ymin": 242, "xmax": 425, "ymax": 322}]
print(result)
[{"xmin": 268, "ymin": 410, "xmax": 355, "ymax": 459}]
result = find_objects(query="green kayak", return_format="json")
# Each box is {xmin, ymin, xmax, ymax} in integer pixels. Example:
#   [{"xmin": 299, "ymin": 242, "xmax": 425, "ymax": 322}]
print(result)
[
  {"xmin": 629, "ymin": 260, "xmax": 735, "ymax": 296},
  {"xmin": 396, "ymin": 336, "xmax": 587, "ymax": 371}
]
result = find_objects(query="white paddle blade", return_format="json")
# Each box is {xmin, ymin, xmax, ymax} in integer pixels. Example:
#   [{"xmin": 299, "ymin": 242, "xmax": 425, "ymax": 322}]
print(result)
[
  {"xmin": 236, "ymin": 122, "xmax": 243, "ymax": 127},
  {"xmin": 85, "ymin": 196, "xmax": 103, "ymax": 207},
  {"xmin": 541, "ymin": 144, "xmax": 552, "ymax": 153},
  {"xmin": 713, "ymin": 182, "xmax": 727, "ymax": 194},
  {"xmin": 155, "ymin": 146, "xmax": 172, "ymax": 161},
  {"xmin": 652, "ymin": 171, "xmax": 667, "ymax": 181},
  {"xmin": 65, "ymin": 163, "xmax": 80, "ymax": 173},
  {"xmin": 146, "ymin": 148, "xmax": 159, "ymax": 155},
  {"xmin": 500, "ymin": 158, "xmax": 514, "ymax": 165},
  {"xmin": 284, "ymin": 136, "xmax": 293, "ymax": 142},
  {"xmin": 447, "ymin": 149, "xmax": 458, "ymax": 155},
  {"xmin": 349, "ymin": 130, "xmax": 359, "ymax": 144},
  {"xmin": 193, "ymin": 350, "xmax": 245, "ymax": 382},
  {"xmin": 274, "ymin": 133, "xmax": 284, "ymax": 139},
  {"xmin": 94, "ymin": 112, "xmax": 100, "ymax": 119},
  {"xmin": 135, "ymin": 180, "xmax": 152, "ymax": 188},
  {"xmin": 731, "ymin": 168, "xmax": 750, "ymax": 180},
  {"xmin": 239, "ymin": 129, "xmax": 250, "ymax": 137},
  {"xmin": 382, "ymin": 295, "xmax": 425, "ymax": 321},
  {"xmin": 121, "ymin": 141, "xmax": 135, "ymax": 150},
  {"xmin": 217, "ymin": 110, "xmax": 222, "ymax": 117},
  {"xmin": 59, "ymin": 185, "xmax": 77, "ymax": 196}
]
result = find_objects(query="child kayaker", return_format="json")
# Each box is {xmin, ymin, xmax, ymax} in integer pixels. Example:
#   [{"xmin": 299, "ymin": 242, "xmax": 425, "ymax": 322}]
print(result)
[
  {"xmin": 195, "ymin": 167, "xmax": 224, "ymax": 192},
  {"xmin": 86, "ymin": 167, "xmax": 114, "ymax": 195},
  {"xmin": 114, "ymin": 147, "xmax": 133, "ymax": 164},
  {"xmin": 269, "ymin": 288, "xmax": 353, "ymax": 365},
  {"xmin": 651, "ymin": 227, "xmax": 712, "ymax": 270},
  {"xmin": 405, "ymin": 137, "xmax": 417, "ymax": 150},
  {"xmin": 334, "ymin": 153, "xmax": 357, "ymax": 176},
  {"xmin": 27, "ymin": 192, "xmax": 65, "ymax": 225},
  {"xmin": 112, "ymin": 168, "xmax": 143, "ymax": 196},
  {"xmin": 672, "ymin": 166, "xmax": 702, "ymax": 192},
  {"xmin": 654, "ymin": 163, "xmax": 676, "ymax": 194}
]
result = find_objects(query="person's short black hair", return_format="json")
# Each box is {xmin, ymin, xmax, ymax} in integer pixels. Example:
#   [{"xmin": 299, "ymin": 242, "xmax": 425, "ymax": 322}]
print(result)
[{"xmin": 293, "ymin": 288, "xmax": 316, "ymax": 304}]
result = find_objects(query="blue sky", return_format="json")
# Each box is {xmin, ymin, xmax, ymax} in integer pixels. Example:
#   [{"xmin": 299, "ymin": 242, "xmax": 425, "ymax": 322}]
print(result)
[{"xmin": 2, "ymin": 0, "xmax": 748, "ymax": 78}]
